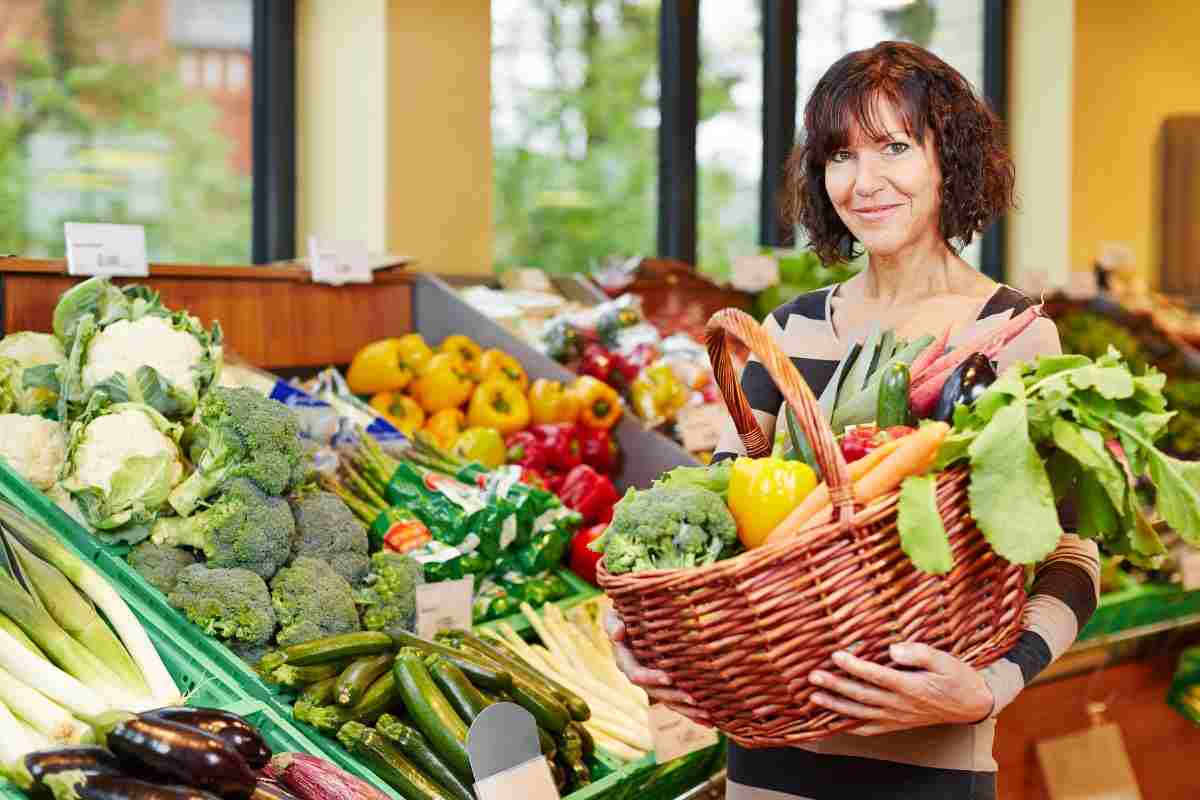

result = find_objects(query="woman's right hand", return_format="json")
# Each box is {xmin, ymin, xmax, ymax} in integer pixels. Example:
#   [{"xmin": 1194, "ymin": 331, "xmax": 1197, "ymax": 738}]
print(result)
[{"xmin": 603, "ymin": 607, "xmax": 703, "ymax": 716}]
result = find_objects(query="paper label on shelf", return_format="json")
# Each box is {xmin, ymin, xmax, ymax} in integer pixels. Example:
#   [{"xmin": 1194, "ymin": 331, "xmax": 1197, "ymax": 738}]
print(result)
[
  {"xmin": 1181, "ymin": 550, "xmax": 1200, "ymax": 592},
  {"xmin": 649, "ymin": 703, "xmax": 718, "ymax": 764},
  {"xmin": 474, "ymin": 756, "xmax": 560, "ymax": 800},
  {"xmin": 676, "ymin": 403, "xmax": 727, "ymax": 452},
  {"xmin": 63, "ymin": 222, "xmax": 148, "ymax": 277},
  {"xmin": 1035, "ymin": 722, "xmax": 1140, "ymax": 799},
  {"xmin": 308, "ymin": 235, "xmax": 372, "ymax": 285},
  {"xmin": 730, "ymin": 254, "xmax": 779, "ymax": 293},
  {"xmin": 416, "ymin": 576, "xmax": 474, "ymax": 637}
]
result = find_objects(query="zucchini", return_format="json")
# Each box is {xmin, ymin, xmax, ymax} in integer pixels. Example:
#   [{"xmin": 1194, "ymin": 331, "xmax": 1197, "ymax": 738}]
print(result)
[
  {"xmin": 337, "ymin": 722, "xmax": 453, "ymax": 800},
  {"xmin": 570, "ymin": 721, "xmax": 595, "ymax": 760},
  {"xmin": 428, "ymin": 656, "xmax": 492, "ymax": 723},
  {"xmin": 509, "ymin": 678, "xmax": 570, "ymax": 734},
  {"xmin": 336, "ymin": 654, "xmax": 395, "ymax": 707},
  {"xmin": 392, "ymin": 648, "xmax": 473, "ymax": 784},
  {"xmin": 391, "ymin": 630, "xmax": 512, "ymax": 692},
  {"xmin": 298, "ymin": 675, "xmax": 339, "ymax": 707},
  {"xmin": 876, "ymin": 361, "xmax": 912, "ymax": 429},
  {"xmin": 268, "ymin": 662, "xmax": 343, "ymax": 689},
  {"xmin": 555, "ymin": 724, "xmax": 590, "ymax": 791},
  {"xmin": 376, "ymin": 714, "xmax": 475, "ymax": 800},
  {"xmin": 277, "ymin": 632, "xmax": 393, "ymax": 667},
  {"xmin": 460, "ymin": 633, "xmax": 589, "ymax": 722},
  {"xmin": 353, "ymin": 670, "xmax": 402, "ymax": 722}
]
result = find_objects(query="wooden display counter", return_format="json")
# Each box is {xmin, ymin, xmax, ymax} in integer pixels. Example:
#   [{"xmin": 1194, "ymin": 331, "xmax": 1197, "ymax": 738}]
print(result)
[{"xmin": 0, "ymin": 257, "xmax": 413, "ymax": 370}]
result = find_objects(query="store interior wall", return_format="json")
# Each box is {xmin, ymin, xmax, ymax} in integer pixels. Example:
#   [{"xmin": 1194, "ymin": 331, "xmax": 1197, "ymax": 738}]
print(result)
[{"xmin": 1071, "ymin": 0, "xmax": 1200, "ymax": 288}]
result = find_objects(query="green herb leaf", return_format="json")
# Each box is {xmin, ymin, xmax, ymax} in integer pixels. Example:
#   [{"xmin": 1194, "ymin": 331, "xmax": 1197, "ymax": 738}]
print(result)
[
  {"xmin": 1050, "ymin": 420, "xmax": 1126, "ymax": 513},
  {"xmin": 1069, "ymin": 365, "xmax": 1135, "ymax": 399},
  {"xmin": 898, "ymin": 476, "xmax": 953, "ymax": 574},
  {"xmin": 1076, "ymin": 471, "xmax": 1121, "ymax": 538},
  {"xmin": 1145, "ymin": 449, "xmax": 1200, "ymax": 545}
]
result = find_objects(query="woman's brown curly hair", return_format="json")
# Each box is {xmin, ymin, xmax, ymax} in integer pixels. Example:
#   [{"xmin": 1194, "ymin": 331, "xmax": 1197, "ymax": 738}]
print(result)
[{"xmin": 782, "ymin": 41, "xmax": 1015, "ymax": 265}]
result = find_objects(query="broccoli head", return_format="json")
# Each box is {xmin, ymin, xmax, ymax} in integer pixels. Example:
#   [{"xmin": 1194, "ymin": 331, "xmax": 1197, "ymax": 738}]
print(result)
[
  {"xmin": 128, "ymin": 540, "xmax": 197, "ymax": 595},
  {"xmin": 288, "ymin": 490, "xmax": 370, "ymax": 585},
  {"xmin": 270, "ymin": 556, "xmax": 361, "ymax": 648},
  {"xmin": 150, "ymin": 478, "xmax": 294, "ymax": 580},
  {"xmin": 168, "ymin": 563, "xmax": 276, "ymax": 648},
  {"xmin": 357, "ymin": 551, "xmax": 423, "ymax": 636},
  {"xmin": 590, "ymin": 485, "xmax": 739, "ymax": 574},
  {"xmin": 167, "ymin": 387, "xmax": 305, "ymax": 517}
]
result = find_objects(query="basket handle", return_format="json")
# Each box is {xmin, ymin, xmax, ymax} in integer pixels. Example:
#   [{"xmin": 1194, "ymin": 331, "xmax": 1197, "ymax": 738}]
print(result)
[{"xmin": 705, "ymin": 308, "xmax": 854, "ymax": 525}]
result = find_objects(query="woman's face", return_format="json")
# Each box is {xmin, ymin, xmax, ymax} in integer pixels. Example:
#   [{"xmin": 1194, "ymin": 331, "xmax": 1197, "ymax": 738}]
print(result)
[{"xmin": 823, "ymin": 100, "xmax": 942, "ymax": 258}]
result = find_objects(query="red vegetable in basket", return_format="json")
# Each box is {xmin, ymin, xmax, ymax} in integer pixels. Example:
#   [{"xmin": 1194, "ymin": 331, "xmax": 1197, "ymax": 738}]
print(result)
[
  {"xmin": 270, "ymin": 753, "xmax": 391, "ymax": 800},
  {"xmin": 838, "ymin": 425, "xmax": 916, "ymax": 464},
  {"xmin": 558, "ymin": 465, "xmax": 620, "ymax": 525},
  {"xmin": 505, "ymin": 431, "xmax": 550, "ymax": 472},
  {"xmin": 569, "ymin": 524, "xmax": 607, "ymax": 585},
  {"xmin": 530, "ymin": 423, "xmax": 583, "ymax": 471},
  {"xmin": 578, "ymin": 426, "xmax": 620, "ymax": 474}
]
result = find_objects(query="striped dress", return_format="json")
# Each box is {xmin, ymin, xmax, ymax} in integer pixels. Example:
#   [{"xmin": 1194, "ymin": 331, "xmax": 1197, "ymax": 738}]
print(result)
[{"xmin": 713, "ymin": 284, "xmax": 1101, "ymax": 800}]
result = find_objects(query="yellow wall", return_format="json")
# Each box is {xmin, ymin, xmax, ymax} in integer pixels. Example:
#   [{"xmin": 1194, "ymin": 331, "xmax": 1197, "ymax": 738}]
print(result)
[{"xmin": 1072, "ymin": 0, "xmax": 1200, "ymax": 283}]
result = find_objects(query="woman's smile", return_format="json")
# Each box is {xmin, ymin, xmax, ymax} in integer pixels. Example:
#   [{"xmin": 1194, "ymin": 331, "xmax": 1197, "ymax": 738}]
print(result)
[{"xmin": 851, "ymin": 202, "xmax": 904, "ymax": 222}]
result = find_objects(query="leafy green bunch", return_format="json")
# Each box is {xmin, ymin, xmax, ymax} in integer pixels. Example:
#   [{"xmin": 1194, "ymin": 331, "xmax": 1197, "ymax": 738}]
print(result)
[{"xmin": 901, "ymin": 348, "xmax": 1199, "ymax": 574}]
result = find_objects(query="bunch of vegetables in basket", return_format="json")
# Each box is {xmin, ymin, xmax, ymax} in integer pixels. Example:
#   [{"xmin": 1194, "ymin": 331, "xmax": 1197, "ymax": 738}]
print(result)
[{"xmin": 257, "ymin": 628, "xmax": 601, "ymax": 797}]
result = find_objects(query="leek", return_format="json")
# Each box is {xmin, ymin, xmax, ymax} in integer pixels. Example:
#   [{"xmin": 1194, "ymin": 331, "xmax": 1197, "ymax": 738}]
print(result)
[
  {"xmin": 0, "ymin": 665, "xmax": 93, "ymax": 745},
  {"xmin": 0, "ymin": 612, "xmax": 44, "ymax": 659},
  {"xmin": 10, "ymin": 538, "xmax": 148, "ymax": 696},
  {"xmin": 0, "ymin": 501, "xmax": 178, "ymax": 705},
  {"xmin": 0, "ymin": 626, "xmax": 109, "ymax": 721},
  {"xmin": 0, "ymin": 699, "xmax": 39, "ymax": 766}
]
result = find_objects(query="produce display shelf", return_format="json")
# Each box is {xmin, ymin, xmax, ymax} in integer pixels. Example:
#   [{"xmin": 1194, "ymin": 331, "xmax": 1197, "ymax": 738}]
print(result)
[
  {"xmin": 473, "ymin": 567, "xmax": 601, "ymax": 636},
  {"xmin": 1077, "ymin": 582, "xmax": 1200, "ymax": 643}
]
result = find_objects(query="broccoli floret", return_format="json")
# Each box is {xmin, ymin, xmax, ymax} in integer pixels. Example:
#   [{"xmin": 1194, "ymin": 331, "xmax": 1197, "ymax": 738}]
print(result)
[
  {"xmin": 357, "ymin": 551, "xmax": 423, "ymax": 636},
  {"xmin": 128, "ymin": 540, "xmax": 197, "ymax": 595},
  {"xmin": 168, "ymin": 563, "xmax": 276, "ymax": 648},
  {"xmin": 150, "ymin": 478, "xmax": 294, "ymax": 580},
  {"xmin": 167, "ymin": 387, "xmax": 305, "ymax": 517},
  {"xmin": 590, "ymin": 485, "xmax": 739, "ymax": 574},
  {"xmin": 288, "ymin": 490, "xmax": 370, "ymax": 585},
  {"xmin": 270, "ymin": 556, "xmax": 361, "ymax": 648}
]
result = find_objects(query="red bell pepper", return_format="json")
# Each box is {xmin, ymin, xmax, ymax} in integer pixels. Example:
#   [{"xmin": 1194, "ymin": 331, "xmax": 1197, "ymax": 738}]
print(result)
[
  {"xmin": 530, "ymin": 423, "xmax": 583, "ymax": 471},
  {"xmin": 578, "ymin": 426, "xmax": 620, "ymax": 474},
  {"xmin": 569, "ymin": 523, "xmax": 607, "ymax": 585},
  {"xmin": 545, "ymin": 471, "xmax": 567, "ymax": 495},
  {"xmin": 506, "ymin": 430, "xmax": 550, "ymax": 472},
  {"xmin": 580, "ymin": 343, "xmax": 637, "ymax": 391},
  {"xmin": 557, "ymin": 465, "xmax": 620, "ymax": 526}
]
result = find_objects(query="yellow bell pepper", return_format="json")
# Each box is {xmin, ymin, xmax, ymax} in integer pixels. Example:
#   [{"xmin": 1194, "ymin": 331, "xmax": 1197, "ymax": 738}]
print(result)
[
  {"xmin": 728, "ymin": 457, "xmax": 817, "ymax": 549},
  {"xmin": 467, "ymin": 378, "xmax": 532, "ymax": 435},
  {"xmin": 346, "ymin": 335, "xmax": 431, "ymax": 395},
  {"xmin": 630, "ymin": 363, "xmax": 689, "ymax": 425},
  {"xmin": 478, "ymin": 349, "xmax": 528, "ymax": 392},
  {"xmin": 570, "ymin": 376, "xmax": 622, "ymax": 430},
  {"xmin": 452, "ymin": 427, "xmax": 506, "ymax": 468},
  {"xmin": 423, "ymin": 408, "xmax": 467, "ymax": 449},
  {"xmin": 528, "ymin": 378, "xmax": 581, "ymax": 425},
  {"xmin": 369, "ymin": 391, "xmax": 426, "ymax": 435},
  {"xmin": 439, "ymin": 335, "xmax": 483, "ymax": 377},
  {"xmin": 410, "ymin": 353, "xmax": 476, "ymax": 413}
]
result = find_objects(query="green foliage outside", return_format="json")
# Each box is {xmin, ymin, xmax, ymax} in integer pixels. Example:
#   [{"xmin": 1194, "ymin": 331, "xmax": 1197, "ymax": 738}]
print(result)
[{"xmin": 0, "ymin": 1, "xmax": 251, "ymax": 264}]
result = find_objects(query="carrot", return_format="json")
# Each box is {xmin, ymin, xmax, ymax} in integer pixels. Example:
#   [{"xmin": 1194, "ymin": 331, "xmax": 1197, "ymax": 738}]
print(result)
[
  {"xmin": 908, "ymin": 323, "xmax": 952, "ymax": 384},
  {"xmin": 764, "ymin": 438, "xmax": 904, "ymax": 544},
  {"xmin": 765, "ymin": 424, "xmax": 949, "ymax": 543}
]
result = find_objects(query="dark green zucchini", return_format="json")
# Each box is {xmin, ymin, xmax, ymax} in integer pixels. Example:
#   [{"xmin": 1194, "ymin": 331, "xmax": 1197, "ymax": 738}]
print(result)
[
  {"xmin": 336, "ymin": 722, "xmax": 453, "ymax": 800},
  {"xmin": 392, "ymin": 648, "xmax": 473, "ymax": 784},
  {"xmin": 428, "ymin": 656, "xmax": 492, "ymax": 723},
  {"xmin": 375, "ymin": 714, "xmax": 475, "ymax": 800},
  {"xmin": 336, "ymin": 654, "xmax": 395, "ymax": 707},
  {"xmin": 298, "ymin": 675, "xmax": 339, "ymax": 707},
  {"xmin": 272, "ymin": 632, "xmax": 393, "ymax": 668},
  {"xmin": 390, "ymin": 630, "xmax": 511, "ymax": 692}
]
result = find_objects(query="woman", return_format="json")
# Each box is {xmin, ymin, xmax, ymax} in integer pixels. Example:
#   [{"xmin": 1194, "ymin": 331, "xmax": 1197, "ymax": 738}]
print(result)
[{"xmin": 606, "ymin": 42, "xmax": 1100, "ymax": 799}]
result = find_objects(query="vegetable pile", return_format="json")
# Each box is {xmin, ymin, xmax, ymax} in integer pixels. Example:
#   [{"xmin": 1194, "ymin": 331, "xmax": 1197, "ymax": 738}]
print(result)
[{"xmin": 258, "ymin": 627, "xmax": 602, "ymax": 797}]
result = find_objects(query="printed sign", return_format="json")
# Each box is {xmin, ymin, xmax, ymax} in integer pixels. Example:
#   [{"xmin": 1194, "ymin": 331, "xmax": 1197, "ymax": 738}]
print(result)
[
  {"xmin": 648, "ymin": 703, "xmax": 718, "ymax": 764},
  {"xmin": 308, "ymin": 235, "xmax": 372, "ymax": 285},
  {"xmin": 416, "ymin": 576, "xmax": 474, "ymax": 638},
  {"xmin": 64, "ymin": 222, "xmax": 148, "ymax": 277}
]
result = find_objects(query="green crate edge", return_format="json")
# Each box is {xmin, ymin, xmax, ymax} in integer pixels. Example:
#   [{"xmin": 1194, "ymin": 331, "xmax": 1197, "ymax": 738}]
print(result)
[{"xmin": 1079, "ymin": 582, "xmax": 1200, "ymax": 642}]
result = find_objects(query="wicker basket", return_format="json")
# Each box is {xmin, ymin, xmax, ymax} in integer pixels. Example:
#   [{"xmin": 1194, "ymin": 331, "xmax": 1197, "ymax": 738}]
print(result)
[{"xmin": 597, "ymin": 308, "xmax": 1027, "ymax": 748}]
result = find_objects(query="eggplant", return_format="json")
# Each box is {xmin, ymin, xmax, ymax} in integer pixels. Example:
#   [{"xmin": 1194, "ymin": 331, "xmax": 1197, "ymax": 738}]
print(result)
[
  {"xmin": 22, "ymin": 748, "xmax": 123, "ymax": 797},
  {"xmin": 142, "ymin": 707, "xmax": 272, "ymax": 769},
  {"xmin": 107, "ymin": 717, "xmax": 258, "ymax": 800},
  {"xmin": 43, "ymin": 772, "xmax": 221, "ymax": 800},
  {"xmin": 932, "ymin": 353, "xmax": 997, "ymax": 422}
]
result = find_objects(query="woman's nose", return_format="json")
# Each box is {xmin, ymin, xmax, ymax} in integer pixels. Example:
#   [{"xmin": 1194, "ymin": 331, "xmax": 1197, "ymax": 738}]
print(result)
[{"xmin": 853, "ymin": 157, "xmax": 886, "ymax": 197}]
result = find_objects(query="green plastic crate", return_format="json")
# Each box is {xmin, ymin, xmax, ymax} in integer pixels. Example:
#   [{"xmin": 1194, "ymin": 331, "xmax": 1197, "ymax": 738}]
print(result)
[{"xmin": 1079, "ymin": 582, "xmax": 1200, "ymax": 641}]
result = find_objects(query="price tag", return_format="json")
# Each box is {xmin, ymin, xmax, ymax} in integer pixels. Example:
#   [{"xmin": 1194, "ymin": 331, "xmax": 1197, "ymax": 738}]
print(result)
[
  {"xmin": 676, "ymin": 403, "xmax": 727, "ymax": 452},
  {"xmin": 474, "ymin": 757, "xmax": 559, "ymax": 800},
  {"xmin": 730, "ymin": 254, "xmax": 779, "ymax": 293},
  {"xmin": 416, "ymin": 576, "xmax": 474, "ymax": 638},
  {"xmin": 648, "ymin": 703, "xmax": 718, "ymax": 764},
  {"xmin": 1181, "ymin": 550, "xmax": 1200, "ymax": 592},
  {"xmin": 63, "ymin": 222, "xmax": 148, "ymax": 277},
  {"xmin": 308, "ymin": 235, "xmax": 372, "ymax": 285}
]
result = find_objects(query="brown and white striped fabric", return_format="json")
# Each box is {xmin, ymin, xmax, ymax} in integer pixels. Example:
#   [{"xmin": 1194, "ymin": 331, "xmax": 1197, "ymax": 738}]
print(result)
[{"xmin": 713, "ymin": 284, "xmax": 1101, "ymax": 800}]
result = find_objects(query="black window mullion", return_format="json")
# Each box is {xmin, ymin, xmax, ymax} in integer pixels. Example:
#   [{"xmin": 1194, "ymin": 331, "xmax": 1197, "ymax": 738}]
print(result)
[
  {"xmin": 981, "ymin": 0, "xmax": 1008, "ymax": 281},
  {"xmin": 760, "ymin": 0, "xmax": 798, "ymax": 248},
  {"xmin": 252, "ymin": 0, "xmax": 296, "ymax": 264},
  {"xmin": 657, "ymin": 1, "xmax": 699, "ymax": 265}
]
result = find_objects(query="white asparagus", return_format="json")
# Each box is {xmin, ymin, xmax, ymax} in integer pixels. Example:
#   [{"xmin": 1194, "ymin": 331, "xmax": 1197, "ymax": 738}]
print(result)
[
  {"xmin": 0, "ymin": 627, "xmax": 110, "ymax": 720},
  {"xmin": 586, "ymin": 728, "xmax": 647, "ymax": 762},
  {"xmin": 541, "ymin": 605, "xmax": 596, "ymax": 678},
  {"xmin": 520, "ymin": 602, "xmax": 584, "ymax": 673},
  {"xmin": 556, "ymin": 609, "xmax": 635, "ymax": 698},
  {"xmin": 587, "ymin": 715, "xmax": 653, "ymax": 752},
  {"xmin": 567, "ymin": 605, "xmax": 650, "ymax": 707},
  {"xmin": 534, "ymin": 643, "xmax": 648, "ymax": 721},
  {"xmin": 0, "ymin": 665, "xmax": 92, "ymax": 744}
]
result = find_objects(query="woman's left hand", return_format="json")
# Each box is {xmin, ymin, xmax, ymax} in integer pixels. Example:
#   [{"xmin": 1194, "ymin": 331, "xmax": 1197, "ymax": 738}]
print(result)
[{"xmin": 808, "ymin": 643, "xmax": 994, "ymax": 736}]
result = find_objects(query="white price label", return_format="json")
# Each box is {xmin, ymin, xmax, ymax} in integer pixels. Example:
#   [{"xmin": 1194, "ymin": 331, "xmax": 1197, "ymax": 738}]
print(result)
[
  {"xmin": 648, "ymin": 703, "xmax": 718, "ymax": 764},
  {"xmin": 676, "ymin": 403, "xmax": 727, "ymax": 452},
  {"xmin": 730, "ymin": 254, "xmax": 779, "ymax": 293},
  {"xmin": 416, "ymin": 576, "xmax": 474, "ymax": 638},
  {"xmin": 308, "ymin": 235, "xmax": 372, "ymax": 285},
  {"xmin": 474, "ymin": 756, "xmax": 560, "ymax": 800},
  {"xmin": 63, "ymin": 222, "xmax": 148, "ymax": 277},
  {"xmin": 1181, "ymin": 550, "xmax": 1200, "ymax": 592}
]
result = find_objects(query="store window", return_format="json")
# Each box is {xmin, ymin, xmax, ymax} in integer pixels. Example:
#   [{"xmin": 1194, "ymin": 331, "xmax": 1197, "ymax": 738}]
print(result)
[
  {"xmin": 697, "ymin": 2, "xmax": 762, "ymax": 281},
  {"xmin": 492, "ymin": 0, "xmax": 661, "ymax": 274},
  {"xmin": 0, "ymin": 0, "xmax": 255, "ymax": 264}
]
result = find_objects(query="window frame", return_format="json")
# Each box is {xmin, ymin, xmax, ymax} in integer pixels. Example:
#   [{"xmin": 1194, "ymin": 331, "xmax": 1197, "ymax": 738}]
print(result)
[{"xmin": 252, "ymin": 0, "xmax": 297, "ymax": 264}]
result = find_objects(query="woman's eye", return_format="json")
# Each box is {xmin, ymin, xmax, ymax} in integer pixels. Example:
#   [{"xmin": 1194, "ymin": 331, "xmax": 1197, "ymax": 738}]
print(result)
[
  {"xmin": 885, "ymin": 142, "xmax": 910, "ymax": 155},
  {"xmin": 830, "ymin": 150, "xmax": 852, "ymax": 163}
]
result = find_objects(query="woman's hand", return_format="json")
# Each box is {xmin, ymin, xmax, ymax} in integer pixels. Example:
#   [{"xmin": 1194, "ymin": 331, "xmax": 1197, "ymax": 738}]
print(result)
[
  {"xmin": 808, "ymin": 643, "xmax": 994, "ymax": 736},
  {"xmin": 603, "ymin": 608, "xmax": 706, "ymax": 720}
]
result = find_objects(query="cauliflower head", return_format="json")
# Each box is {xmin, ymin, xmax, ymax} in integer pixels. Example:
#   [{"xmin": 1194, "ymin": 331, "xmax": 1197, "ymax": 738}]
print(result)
[
  {"xmin": 60, "ymin": 399, "xmax": 185, "ymax": 534},
  {"xmin": 0, "ymin": 414, "xmax": 66, "ymax": 489},
  {"xmin": 0, "ymin": 332, "xmax": 63, "ymax": 415}
]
